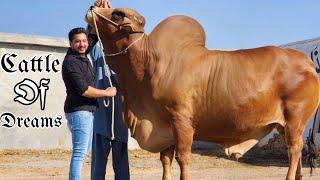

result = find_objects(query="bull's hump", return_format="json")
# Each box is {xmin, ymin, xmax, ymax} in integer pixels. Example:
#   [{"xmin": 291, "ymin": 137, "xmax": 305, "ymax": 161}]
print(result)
[{"xmin": 150, "ymin": 15, "xmax": 206, "ymax": 49}]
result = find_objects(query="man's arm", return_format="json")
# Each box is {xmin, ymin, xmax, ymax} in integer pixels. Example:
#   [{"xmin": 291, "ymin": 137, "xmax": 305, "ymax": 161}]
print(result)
[
  {"xmin": 62, "ymin": 58, "xmax": 116, "ymax": 98},
  {"xmin": 84, "ymin": 0, "xmax": 115, "ymax": 99},
  {"xmin": 82, "ymin": 86, "xmax": 116, "ymax": 98},
  {"xmin": 87, "ymin": 0, "xmax": 112, "ymax": 51}
]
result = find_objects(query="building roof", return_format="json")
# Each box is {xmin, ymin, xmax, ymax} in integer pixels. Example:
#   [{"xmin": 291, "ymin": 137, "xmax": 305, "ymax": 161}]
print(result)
[{"xmin": 0, "ymin": 32, "xmax": 68, "ymax": 48}]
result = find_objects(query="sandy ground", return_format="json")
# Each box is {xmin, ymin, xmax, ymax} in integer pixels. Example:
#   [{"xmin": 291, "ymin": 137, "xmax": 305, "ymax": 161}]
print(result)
[{"xmin": 0, "ymin": 146, "xmax": 319, "ymax": 180}]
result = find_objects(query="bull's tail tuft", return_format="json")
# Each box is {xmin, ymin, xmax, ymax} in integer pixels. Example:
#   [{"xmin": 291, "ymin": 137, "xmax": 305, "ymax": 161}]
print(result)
[{"xmin": 306, "ymin": 107, "xmax": 320, "ymax": 176}]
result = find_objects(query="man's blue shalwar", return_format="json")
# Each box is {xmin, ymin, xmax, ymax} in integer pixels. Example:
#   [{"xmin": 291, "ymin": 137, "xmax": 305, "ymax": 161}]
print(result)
[{"xmin": 90, "ymin": 44, "xmax": 130, "ymax": 180}]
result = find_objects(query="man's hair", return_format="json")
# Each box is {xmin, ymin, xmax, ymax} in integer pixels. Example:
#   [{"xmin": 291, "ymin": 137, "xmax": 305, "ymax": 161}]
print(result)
[{"xmin": 68, "ymin": 27, "xmax": 88, "ymax": 42}]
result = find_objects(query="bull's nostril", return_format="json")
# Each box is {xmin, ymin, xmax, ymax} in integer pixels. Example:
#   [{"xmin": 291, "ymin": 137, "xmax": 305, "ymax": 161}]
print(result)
[{"xmin": 90, "ymin": 6, "xmax": 94, "ymax": 10}]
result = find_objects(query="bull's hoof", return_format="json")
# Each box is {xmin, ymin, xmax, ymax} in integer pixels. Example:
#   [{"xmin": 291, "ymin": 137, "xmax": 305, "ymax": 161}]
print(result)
[
  {"xmin": 295, "ymin": 174, "xmax": 303, "ymax": 180},
  {"xmin": 162, "ymin": 177, "xmax": 171, "ymax": 180},
  {"xmin": 230, "ymin": 153, "xmax": 242, "ymax": 161}
]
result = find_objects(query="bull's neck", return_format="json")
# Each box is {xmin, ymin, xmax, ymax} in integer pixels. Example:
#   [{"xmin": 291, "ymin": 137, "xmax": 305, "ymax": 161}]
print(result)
[
  {"xmin": 105, "ymin": 34, "xmax": 159, "ymax": 136},
  {"xmin": 126, "ymin": 33, "xmax": 157, "ymax": 81},
  {"xmin": 101, "ymin": 33, "xmax": 158, "ymax": 101},
  {"xmin": 103, "ymin": 33, "xmax": 157, "ymax": 82},
  {"xmin": 123, "ymin": 33, "xmax": 157, "ymax": 96}
]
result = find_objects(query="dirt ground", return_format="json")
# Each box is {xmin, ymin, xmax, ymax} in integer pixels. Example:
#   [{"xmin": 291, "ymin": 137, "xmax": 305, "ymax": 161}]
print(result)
[{"xmin": 0, "ymin": 146, "xmax": 319, "ymax": 180}]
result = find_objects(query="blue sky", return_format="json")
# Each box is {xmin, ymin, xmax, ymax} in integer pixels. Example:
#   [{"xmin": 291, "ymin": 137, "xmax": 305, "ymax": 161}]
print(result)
[{"xmin": 1, "ymin": 0, "xmax": 320, "ymax": 49}]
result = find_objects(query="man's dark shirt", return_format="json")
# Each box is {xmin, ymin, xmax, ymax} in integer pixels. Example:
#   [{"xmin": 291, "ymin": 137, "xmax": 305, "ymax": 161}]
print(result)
[{"xmin": 62, "ymin": 48, "xmax": 98, "ymax": 113}]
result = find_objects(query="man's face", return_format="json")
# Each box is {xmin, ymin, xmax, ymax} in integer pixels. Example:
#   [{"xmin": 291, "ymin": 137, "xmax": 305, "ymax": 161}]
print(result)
[{"xmin": 69, "ymin": 33, "xmax": 89, "ymax": 56}]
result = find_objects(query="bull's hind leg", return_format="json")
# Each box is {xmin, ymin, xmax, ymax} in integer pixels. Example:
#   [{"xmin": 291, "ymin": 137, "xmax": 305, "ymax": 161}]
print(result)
[
  {"xmin": 283, "ymin": 73, "xmax": 320, "ymax": 180},
  {"xmin": 285, "ymin": 122, "xmax": 304, "ymax": 180},
  {"xmin": 160, "ymin": 145, "xmax": 175, "ymax": 180}
]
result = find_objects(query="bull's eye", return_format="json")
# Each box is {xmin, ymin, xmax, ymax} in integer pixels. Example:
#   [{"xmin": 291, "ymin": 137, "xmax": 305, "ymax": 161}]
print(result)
[{"xmin": 112, "ymin": 11, "xmax": 125, "ymax": 21}]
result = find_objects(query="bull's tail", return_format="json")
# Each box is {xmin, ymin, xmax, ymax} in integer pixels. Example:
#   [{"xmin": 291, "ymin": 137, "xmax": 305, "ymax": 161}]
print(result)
[{"xmin": 307, "ymin": 106, "xmax": 320, "ymax": 175}]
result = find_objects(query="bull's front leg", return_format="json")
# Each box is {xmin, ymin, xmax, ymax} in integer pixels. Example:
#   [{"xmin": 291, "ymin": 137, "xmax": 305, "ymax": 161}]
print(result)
[
  {"xmin": 160, "ymin": 145, "xmax": 175, "ymax": 180},
  {"xmin": 169, "ymin": 106, "xmax": 194, "ymax": 180}
]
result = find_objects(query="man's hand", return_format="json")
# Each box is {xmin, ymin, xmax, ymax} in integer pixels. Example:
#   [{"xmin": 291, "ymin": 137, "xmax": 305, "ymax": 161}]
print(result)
[
  {"xmin": 105, "ymin": 87, "xmax": 117, "ymax": 97},
  {"xmin": 94, "ymin": 0, "xmax": 112, "ymax": 9}
]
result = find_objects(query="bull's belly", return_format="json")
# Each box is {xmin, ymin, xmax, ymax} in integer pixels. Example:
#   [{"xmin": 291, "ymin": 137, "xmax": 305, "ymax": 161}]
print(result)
[
  {"xmin": 193, "ymin": 99, "xmax": 285, "ymax": 144},
  {"xmin": 193, "ymin": 117, "xmax": 281, "ymax": 158},
  {"xmin": 193, "ymin": 114, "xmax": 284, "ymax": 145},
  {"xmin": 194, "ymin": 123, "xmax": 276, "ymax": 144},
  {"xmin": 132, "ymin": 119, "xmax": 175, "ymax": 153}
]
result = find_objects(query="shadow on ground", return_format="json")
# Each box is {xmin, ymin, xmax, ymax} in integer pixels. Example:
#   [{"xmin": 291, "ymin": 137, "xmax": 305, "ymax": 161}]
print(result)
[{"xmin": 192, "ymin": 141, "xmax": 319, "ymax": 168}]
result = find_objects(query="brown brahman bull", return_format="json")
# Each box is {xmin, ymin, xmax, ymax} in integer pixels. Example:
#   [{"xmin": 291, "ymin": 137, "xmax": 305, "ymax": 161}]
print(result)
[{"xmin": 86, "ymin": 6, "xmax": 320, "ymax": 180}]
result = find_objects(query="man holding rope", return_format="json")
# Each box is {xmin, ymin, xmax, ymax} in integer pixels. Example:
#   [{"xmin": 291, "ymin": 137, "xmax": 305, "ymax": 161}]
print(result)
[{"xmin": 88, "ymin": 1, "xmax": 130, "ymax": 179}]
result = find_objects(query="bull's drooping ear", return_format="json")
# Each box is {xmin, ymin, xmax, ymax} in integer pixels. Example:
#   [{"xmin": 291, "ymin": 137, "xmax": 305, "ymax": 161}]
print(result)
[
  {"xmin": 121, "ymin": 14, "xmax": 145, "ymax": 33},
  {"xmin": 133, "ymin": 14, "xmax": 145, "ymax": 27},
  {"xmin": 131, "ymin": 14, "xmax": 145, "ymax": 32},
  {"xmin": 116, "ymin": 8, "xmax": 146, "ymax": 33}
]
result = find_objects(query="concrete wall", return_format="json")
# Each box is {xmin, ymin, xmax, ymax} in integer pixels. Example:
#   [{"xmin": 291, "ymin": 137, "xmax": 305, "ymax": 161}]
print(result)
[{"xmin": 0, "ymin": 32, "xmax": 139, "ymax": 149}]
